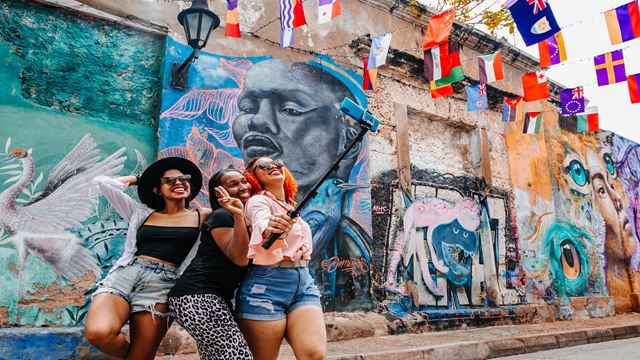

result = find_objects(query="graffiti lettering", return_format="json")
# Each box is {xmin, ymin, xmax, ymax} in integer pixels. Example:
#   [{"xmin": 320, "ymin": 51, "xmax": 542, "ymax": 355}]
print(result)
[
  {"xmin": 373, "ymin": 205, "xmax": 389, "ymax": 214},
  {"xmin": 321, "ymin": 256, "xmax": 370, "ymax": 276}
]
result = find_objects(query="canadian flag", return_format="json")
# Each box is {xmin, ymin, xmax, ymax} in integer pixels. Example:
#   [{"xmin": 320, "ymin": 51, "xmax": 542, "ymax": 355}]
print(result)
[{"xmin": 522, "ymin": 70, "xmax": 550, "ymax": 102}]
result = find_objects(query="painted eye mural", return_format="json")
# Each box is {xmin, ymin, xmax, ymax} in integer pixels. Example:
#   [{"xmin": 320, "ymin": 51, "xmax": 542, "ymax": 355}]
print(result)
[
  {"xmin": 562, "ymin": 148, "xmax": 591, "ymax": 195},
  {"xmin": 430, "ymin": 219, "xmax": 479, "ymax": 286},
  {"xmin": 559, "ymin": 240, "xmax": 581, "ymax": 280},
  {"xmin": 544, "ymin": 222, "xmax": 593, "ymax": 297},
  {"xmin": 602, "ymin": 152, "xmax": 616, "ymax": 178}
]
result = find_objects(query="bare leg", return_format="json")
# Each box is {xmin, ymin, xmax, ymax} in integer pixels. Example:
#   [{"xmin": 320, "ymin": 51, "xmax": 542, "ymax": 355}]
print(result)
[
  {"xmin": 126, "ymin": 303, "xmax": 171, "ymax": 360},
  {"xmin": 238, "ymin": 319, "xmax": 287, "ymax": 360},
  {"xmin": 84, "ymin": 293, "xmax": 131, "ymax": 358},
  {"xmin": 285, "ymin": 306, "xmax": 326, "ymax": 360}
]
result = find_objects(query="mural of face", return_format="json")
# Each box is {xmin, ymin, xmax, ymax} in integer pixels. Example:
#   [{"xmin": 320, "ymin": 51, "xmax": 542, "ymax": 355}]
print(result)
[
  {"xmin": 429, "ymin": 219, "xmax": 479, "ymax": 286},
  {"xmin": 232, "ymin": 59, "xmax": 356, "ymax": 196},
  {"xmin": 587, "ymin": 147, "xmax": 635, "ymax": 262}
]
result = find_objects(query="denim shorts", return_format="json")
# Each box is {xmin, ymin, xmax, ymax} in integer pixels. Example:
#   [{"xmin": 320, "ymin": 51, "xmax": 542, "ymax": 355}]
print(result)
[
  {"xmin": 235, "ymin": 266, "xmax": 322, "ymax": 321},
  {"xmin": 92, "ymin": 257, "xmax": 177, "ymax": 316}
]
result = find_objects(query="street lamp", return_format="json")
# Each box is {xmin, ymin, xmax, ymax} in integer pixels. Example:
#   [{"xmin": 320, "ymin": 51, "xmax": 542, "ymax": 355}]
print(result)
[{"xmin": 170, "ymin": 0, "xmax": 220, "ymax": 89}]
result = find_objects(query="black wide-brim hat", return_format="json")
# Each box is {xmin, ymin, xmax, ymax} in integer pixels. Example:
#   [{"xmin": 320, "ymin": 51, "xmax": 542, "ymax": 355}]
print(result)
[{"xmin": 137, "ymin": 157, "xmax": 202, "ymax": 209}]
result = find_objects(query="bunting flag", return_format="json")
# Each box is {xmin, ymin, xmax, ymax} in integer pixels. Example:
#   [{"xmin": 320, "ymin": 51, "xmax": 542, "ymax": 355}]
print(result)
[
  {"xmin": 434, "ymin": 44, "xmax": 464, "ymax": 87},
  {"xmin": 422, "ymin": 9, "xmax": 456, "ymax": 50},
  {"xmin": 594, "ymin": 50, "xmax": 626, "ymax": 86},
  {"xmin": 506, "ymin": 0, "xmax": 561, "ymax": 46},
  {"xmin": 560, "ymin": 86, "xmax": 585, "ymax": 114},
  {"xmin": 424, "ymin": 43, "xmax": 451, "ymax": 81},
  {"xmin": 576, "ymin": 113, "xmax": 589, "ymax": 133},
  {"xmin": 362, "ymin": 57, "xmax": 377, "ymax": 90},
  {"xmin": 368, "ymin": 33, "xmax": 392, "ymax": 69},
  {"xmin": 318, "ymin": 0, "xmax": 340, "ymax": 24},
  {"xmin": 576, "ymin": 107, "xmax": 600, "ymax": 132},
  {"xmin": 538, "ymin": 32, "xmax": 567, "ymax": 68},
  {"xmin": 430, "ymin": 81, "xmax": 453, "ymax": 98},
  {"xmin": 523, "ymin": 112, "xmax": 543, "ymax": 134},
  {"xmin": 605, "ymin": 1, "xmax": 640, "ymax": 45},
  {"xmin": 465, "ymin": 84, "xmax": 488, "ymax": 111},
  {"xmin": 522, "ymin": 71, "xmax": 550, "ymax": 101},
  {"xmin": 627, "ymin": 73, "xmax": 640, "ymax": 103},
  {"xmin": 280, "ymin": 28, "xmax": 294, "ymax": 48},
  {"xmin": 502, "ymin": 97, "xmax": 524, "ymax": 122},
  {"xmin": 279, "ymin": 0, "xmax": 307, "ymax": 47},
  {"xmin": 225, "ymin": 0, "xmax": 241, "ymax": 38},
  {"xmin": 478, "ymin": 51, "xmax": 503, "ymax": 83}
]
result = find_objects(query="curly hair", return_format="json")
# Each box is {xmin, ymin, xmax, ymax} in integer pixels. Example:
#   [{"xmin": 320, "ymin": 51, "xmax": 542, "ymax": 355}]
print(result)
[{"xmin": 244, "ymin": 157, "xmax": 298, "ymax": 204}]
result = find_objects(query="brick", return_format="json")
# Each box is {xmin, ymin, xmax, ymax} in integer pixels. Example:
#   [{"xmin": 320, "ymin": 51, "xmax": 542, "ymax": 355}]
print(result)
[
  {"xmin": 556, "ymin": 330, "xmax": 588, "ymax": 348},
  {"xmin": 521, "ymin": 334, "xmax": 558, "ymax": 353},
  {"xmin": 485, "ymin": 338, "xmax": 525, "ymax": 358},
  {"xmin": 586, "ymin": 328, "xmax": 614, "ymax": 343},
  {"xmin": 611, "ymin": 325, "xmax": 638, "ymax": 340}
]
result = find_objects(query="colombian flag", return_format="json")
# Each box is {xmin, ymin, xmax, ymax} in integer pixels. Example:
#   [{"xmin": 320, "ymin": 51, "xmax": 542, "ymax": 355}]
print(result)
[{"xmin": 605, "ymin": 1, "xmax": 640, "ymax": 45}]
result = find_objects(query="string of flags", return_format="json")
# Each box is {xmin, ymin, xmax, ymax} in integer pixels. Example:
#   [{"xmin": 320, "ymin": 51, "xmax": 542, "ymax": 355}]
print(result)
[{"xmin": 221, "ymin": 0, "xmax": 636, "ymax": 135}]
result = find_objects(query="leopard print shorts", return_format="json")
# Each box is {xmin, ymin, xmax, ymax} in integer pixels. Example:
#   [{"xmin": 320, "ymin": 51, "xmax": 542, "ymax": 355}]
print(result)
[{"xmin": 169, "ymin": 294, "xmax": 253, "ymax": 360}]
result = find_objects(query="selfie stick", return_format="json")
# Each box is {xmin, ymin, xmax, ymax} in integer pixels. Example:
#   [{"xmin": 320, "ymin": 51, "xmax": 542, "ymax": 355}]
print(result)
[{"xmin": 262, "ymin": 98, "xmax": 380, "ymax": 249}]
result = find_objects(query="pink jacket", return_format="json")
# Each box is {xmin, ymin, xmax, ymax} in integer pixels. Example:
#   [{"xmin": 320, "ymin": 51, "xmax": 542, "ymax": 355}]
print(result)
[{"xmin": 244, "ymin": 191, "xmax": 313, "ymax": 265}]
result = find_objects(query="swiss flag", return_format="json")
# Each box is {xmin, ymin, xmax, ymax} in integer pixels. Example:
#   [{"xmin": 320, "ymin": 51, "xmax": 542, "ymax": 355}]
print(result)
[{"xmin": 522, "ymin": 71, "xmax": 550, "ymax": 102}]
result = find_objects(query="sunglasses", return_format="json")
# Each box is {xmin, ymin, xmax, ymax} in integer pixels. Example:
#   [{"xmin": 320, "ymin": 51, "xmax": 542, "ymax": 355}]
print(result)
[
  {"xmin": 160, "ymin": 175, "xmax": 191, "ymax": 186},
  {"xmin": 254, "ymin": 160, "xmax": 284, "ymax": 171}
]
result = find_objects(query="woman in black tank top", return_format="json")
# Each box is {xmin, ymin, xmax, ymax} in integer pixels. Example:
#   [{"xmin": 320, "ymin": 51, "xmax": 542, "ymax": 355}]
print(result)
[
  {"xmin": 85, "ymin": 157, "xmax": 210, "ymax": 360},
  {"xmin": 168, "ymin": 168, "xmax": 255, "ymax": 359}
]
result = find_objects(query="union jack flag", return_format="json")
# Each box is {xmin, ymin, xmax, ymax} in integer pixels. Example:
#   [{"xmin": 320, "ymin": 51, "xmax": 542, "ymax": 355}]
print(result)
[
  {"xmin": 527, "ymin": 0, "xmax": 547, "ymax": 14},
  {"xmin": 478, "ymin": 84, "xmax": 487, "ymax": 96},
  {"xmin": 572, "ymin": 86, "xmax": 584, "ymax": 99}
]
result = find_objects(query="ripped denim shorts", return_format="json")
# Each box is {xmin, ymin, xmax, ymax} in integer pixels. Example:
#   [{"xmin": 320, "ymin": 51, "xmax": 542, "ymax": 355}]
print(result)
[
  {"xmin": 92, "ymin": 257, "xmax": 177, "ymax": 316},
  {"xmin": 234, "ymin": 266, "xmax": 321, "ymax": 321}
]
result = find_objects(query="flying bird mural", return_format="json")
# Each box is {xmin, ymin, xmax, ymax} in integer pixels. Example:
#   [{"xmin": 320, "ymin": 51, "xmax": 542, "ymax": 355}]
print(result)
[{"xmin": 0, "ymin": 134, "xmax": 126, "ymax": 282}]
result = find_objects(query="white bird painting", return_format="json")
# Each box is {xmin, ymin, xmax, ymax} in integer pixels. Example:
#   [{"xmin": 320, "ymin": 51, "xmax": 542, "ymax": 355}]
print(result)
[{"xmin": 0, "ymin": 134, "xmax": 126, "ymax": 282}]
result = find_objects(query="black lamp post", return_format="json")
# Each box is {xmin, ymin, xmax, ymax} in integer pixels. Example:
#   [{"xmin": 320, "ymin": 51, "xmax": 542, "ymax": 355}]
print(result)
[{"xmin": 170, "ymin": 0, "xmax": 220, "ymax": 89}]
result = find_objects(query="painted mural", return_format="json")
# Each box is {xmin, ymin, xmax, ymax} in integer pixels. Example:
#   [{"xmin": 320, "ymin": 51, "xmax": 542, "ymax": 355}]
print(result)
[
  {"xmin": 0, "ymin": 1, "xmax": 159, "ymax": 326},
  {"xmin": 158, "ymin": 37, "xmax": 373, "ymax": 311},
  {"xmin": 506, "ymin": 114, "xmax": 640, "ymax": 315},
  {"xmin": 376, "ymin": 167, "xmax": 523, "ymax": 315}
]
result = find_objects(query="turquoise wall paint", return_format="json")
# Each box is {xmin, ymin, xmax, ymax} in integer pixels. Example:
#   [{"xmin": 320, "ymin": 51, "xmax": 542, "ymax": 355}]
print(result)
[
  {"xmin": 0, "ymin": 0, "xmax": 163, "ymax": 126},
  {"xmin": 0, "ymin": 1, "xmax": 161, "ymax": 326}
]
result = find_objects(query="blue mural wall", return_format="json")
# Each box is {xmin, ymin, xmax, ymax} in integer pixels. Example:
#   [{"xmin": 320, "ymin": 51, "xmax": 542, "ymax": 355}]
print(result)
[
  {"xmin": 158, "ymin": 37, "xmax": 373, "ymax": 311},
  {"xmin": 0, "ymin": 0, "xmax": 160, "ymax": 326}
]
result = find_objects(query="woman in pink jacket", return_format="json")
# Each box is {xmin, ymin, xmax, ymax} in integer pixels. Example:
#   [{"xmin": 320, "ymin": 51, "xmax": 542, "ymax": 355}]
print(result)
[{"xmin": 236, "ymin": 157, "xmax": 326, "ymax": 360}]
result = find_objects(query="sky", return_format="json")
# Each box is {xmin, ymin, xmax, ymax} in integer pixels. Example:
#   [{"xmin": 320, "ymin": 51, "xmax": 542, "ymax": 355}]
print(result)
[{"xmin": 423, "ymin": 0, "xmax": 640, "ymax": 143}]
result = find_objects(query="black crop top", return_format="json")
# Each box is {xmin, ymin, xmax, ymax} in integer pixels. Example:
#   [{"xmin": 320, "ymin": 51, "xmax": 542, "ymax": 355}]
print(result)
[
  {"xmin": 135, "ymin": 210, "xmax": 200, "ymax": 266},
  {"xmin": 168, "ymin": 208, "xmax": 248, "ymax": 302}
]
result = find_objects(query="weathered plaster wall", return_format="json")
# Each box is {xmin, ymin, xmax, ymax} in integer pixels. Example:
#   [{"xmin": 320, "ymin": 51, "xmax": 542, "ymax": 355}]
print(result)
[{"xmin": 0, "ymin": 0, "xmax": 160, "ymax": 326}]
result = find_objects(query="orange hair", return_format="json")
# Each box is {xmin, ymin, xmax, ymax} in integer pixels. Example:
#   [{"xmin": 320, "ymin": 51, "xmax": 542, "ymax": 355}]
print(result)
[{"xmin": 244, "ymin": 166, "xmax": 298, "ymax": 204}]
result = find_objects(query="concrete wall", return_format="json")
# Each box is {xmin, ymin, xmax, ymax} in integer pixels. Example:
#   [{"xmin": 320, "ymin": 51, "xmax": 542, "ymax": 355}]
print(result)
[{"xmin": 1, "ymin": 0, "xmax": 640, "ymax": 335}]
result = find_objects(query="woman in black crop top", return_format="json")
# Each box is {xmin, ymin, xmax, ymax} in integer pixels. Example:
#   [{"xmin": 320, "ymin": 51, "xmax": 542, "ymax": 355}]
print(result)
[
  {"xmin": 168, "ymin": 168, "xmax": 255, "ymax": 360},
  {"xmin": 85, "ymin": 157, "xmax": 210, "ymax": 360}
]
